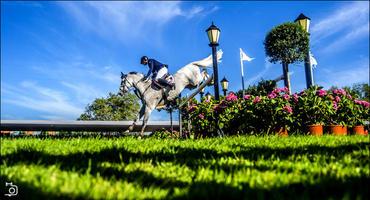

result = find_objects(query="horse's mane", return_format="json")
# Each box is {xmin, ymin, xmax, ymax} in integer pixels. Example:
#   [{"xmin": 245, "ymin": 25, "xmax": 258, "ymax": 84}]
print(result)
[{"xmin": 127, "ymin": 71, "xmax": 144, "ymax": 77}]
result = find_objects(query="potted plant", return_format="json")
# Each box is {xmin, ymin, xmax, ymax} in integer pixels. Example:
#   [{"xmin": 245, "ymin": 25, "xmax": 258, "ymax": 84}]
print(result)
[
  {"xmin": 327, "ymin": 88, "xmax": 351, "ymax": 135},
  {"xmin": 293, "ymin": 86, "xmax": 331, "ymax": 136},
  {"xmin": 350, "ymin": 99, "xmax": 370, "ymax": 135},
  {"xmin": 264, "ymin": 87, "xmax": 292, "ymax": 136}
]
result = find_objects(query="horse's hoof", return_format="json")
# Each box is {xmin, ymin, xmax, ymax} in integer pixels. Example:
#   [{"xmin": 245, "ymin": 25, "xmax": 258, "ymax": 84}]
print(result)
[
  {"xmin": 124, "ymin": 130, "xmax": 130, "ymax": 133},
  {"xmin": 138, "ymin": 136, "xmax": 142, "ymax": 140}
]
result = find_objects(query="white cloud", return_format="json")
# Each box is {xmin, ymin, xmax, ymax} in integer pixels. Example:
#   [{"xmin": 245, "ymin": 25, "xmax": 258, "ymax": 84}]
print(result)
[
  {"xmin": 319, "ymin": 22, "xmax": 369, "ymax": 54},
  {"xmin": 316, "ymin": 58, "xmax": 369, "ymax": 89},
  {"xmin": 61, "ymin": 81, "xmax": 106, "ymax": 103},
  {"xmin": 2, "ymin": 60, "xmax": 123, "ymax": 120},
  {"xmin": 311, "ymin": 1, "xmax": 369, "ymax": 50},
  {"xmin": 2, "ymin": 82, "xmax": 84, "ymax": 119},
  {"xmin": 59, "ymin": 2, "xmax": 216, "ymax": 44}
]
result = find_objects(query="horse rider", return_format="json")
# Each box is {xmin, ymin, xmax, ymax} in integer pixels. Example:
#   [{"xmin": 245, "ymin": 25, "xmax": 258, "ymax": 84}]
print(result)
[{"xmin": 140, "ymin": 56, "xmax": 175, "ymax": 88}]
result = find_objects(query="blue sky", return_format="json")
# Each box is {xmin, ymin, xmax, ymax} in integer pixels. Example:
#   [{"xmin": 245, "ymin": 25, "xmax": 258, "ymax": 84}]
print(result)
[{"xmin": 1, "ymin": 1, "xmax": 369, "ymax": 120}]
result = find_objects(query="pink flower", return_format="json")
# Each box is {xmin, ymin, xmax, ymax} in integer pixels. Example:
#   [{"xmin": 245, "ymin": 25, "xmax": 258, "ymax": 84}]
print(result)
[
  {"xmin": 198, "ymin": 113, "xmax": 204, "ymax": 119},
  {"xmin": 316, "ymin": 89, "xmax": 327, "ymax": 97},
  {"xmin": 226, "ymin": 92, "xmax": 238, "ymax": 102},
  {"xmin": 282, "ymin": 94, "xmax": 290, "ymax": 101},
  {"xmin": 333, "ymin": 101, "xmax": 338, "ymax": 110},
  {"xmin": 282, "ymin": 87, "xmax": 289, "ymax": 93},
  {"xmin": 347, "ymin": 94, "xmax": 352, "ymax": 99},
  {"xmin": 333, "ymin": 89, "xmax": 346, "ymax": 96},
  {"xmin": 188, "ymin": 104, "xmax": 197, "ymax": 112},
  {"xmin": 253, "ymin": 96, "xmax": 261, "ymax": 104},
  {"xmin": 364, "ymin": 101, "xmax": 370, "ymax": 108},
  {"xmin": 213, "ymin": 102, "xmax": 227, "ymax": 112},
  {"xmin": 267, "ymin": 92, "xmax": 277, "ymax": 99},
  {"xmin": 335, "ymin": 96, "xmax": 341, "ymax": 102},
  {"xmin": 283, "ymin": 105, "xmax": 293, "ymax": 114},
  {"xmin": 273, "ymin": 87, "xmax": 288, "ymax": 94},
  {"xmin": 293, "ymin": 94, "xmax": 299, "ymax": 103},
  {"xmin": 273, "ymin": 88, "xmax": 281, "ymax": 94},
  {"xmin": 205, "ymin": 99, "xmax": 210, "ymax": 103},
  {"xmin": 243, "ymin": 95, "xmax": 251, "ymax": 100},
  {"xmin": 355, "ymin": 100, "xmax": 370, "ymax": 108}
]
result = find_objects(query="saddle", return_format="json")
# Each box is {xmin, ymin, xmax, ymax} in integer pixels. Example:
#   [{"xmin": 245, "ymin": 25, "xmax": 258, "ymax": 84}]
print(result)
[
  {"xmin": 152, "ymin": 73, "xmax": 175, "ymax": 90},
  {"xmin": 152, "ymin": 74, "xmax": 175, "ymax": 110}
]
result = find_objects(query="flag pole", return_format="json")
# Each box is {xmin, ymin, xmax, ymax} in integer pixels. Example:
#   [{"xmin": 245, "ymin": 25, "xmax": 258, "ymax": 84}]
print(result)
[{"xmin": 240, "ymin": 49, "xmax": 245, "ymax": 96}]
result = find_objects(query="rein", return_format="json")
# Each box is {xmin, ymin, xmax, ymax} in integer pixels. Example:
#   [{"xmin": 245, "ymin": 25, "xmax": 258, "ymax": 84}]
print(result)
[{"xmin": 123, "ymin": 76, "xmax": 151, "ymax": 100}]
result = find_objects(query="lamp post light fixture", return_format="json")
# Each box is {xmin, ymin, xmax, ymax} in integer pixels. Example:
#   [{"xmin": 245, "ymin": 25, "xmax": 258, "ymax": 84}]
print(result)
[
  {"xmin": 199, "ymin": 87, "xmax": 205, "ymax": 101},
  {"xmin": 295, "ymin": 13, "xmax": 314, "ymax": 88},
  {"xmin": 206, "ymin": 22, "xmax": 221, "ymax": 101},
  {"xmin": 295, "ymin": 13, "xmax": 310, "ymax": 32},
  {"xmin": 220, "ymin": 77, "xmax": 229, "ymax": 96},
  {"xmin": 205, "ymin": 92, "xmax": 212, "ymax": 101}
]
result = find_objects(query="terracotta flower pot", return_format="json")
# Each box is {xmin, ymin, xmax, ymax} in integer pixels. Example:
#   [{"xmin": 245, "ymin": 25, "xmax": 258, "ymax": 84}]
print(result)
[
  {"xmin": 329, "ymin": 125, "xmax": 347, "ymax": 136},
  {"xmin": 275, "ymin": 127, "xmax": 288, "ymax": 137},
  {"xmin": 352, "ymin": 125, "xmax": 365, "ymax": 135},
  {"xmin": 308, "ymin": 125, "xmax": 323, "ymax": 136}
]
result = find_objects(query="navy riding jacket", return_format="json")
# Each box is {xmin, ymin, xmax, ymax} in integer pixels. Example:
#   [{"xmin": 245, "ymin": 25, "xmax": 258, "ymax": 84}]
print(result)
[{"xmin": 144, "ymin": 59, "xmax": 167, "ymax": 79}]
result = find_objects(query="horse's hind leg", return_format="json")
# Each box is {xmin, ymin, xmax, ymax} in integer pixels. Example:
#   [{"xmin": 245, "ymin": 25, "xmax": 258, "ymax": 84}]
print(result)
[
  {"xmin": 127, "ymin": 105, "xmax": 145, "ymax": 132},
  {"xmin": 140, "ymin": 106, "xmax": 154, "ymax": 137}
]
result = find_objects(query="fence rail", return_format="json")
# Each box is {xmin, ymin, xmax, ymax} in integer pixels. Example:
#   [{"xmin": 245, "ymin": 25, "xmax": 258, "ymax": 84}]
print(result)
[{"xmin": 0, "ymin": 120, "xmax": 179, "ymax": 132}]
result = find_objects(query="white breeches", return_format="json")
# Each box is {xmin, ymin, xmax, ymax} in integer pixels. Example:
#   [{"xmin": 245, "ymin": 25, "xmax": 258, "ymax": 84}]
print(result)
[{"xmin": 154, "ymin": 67, "xmax": 168, "ymax": 80}]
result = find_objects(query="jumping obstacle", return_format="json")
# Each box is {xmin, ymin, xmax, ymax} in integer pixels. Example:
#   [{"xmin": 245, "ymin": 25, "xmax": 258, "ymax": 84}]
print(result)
[
  {"xmin": 179, "ymin": 73, "xmax": 214, "ymax": 108},
  {"xmin": 178, "ymin": 73, "xmax": 214, "ymax": 136},
  {"xmin": 0, "ymin": 120, "xmax": 179, "ymax": 132}
]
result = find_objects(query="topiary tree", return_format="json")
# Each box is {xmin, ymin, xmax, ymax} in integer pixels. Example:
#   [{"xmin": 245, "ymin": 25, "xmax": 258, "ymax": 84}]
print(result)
[
  {"xmin": 264, "ymin": 22, "xmax": 309, "ymax": 94},
  {"xmin": 78, "ymin": 92, "xmax": 140, "ymax": 121}
]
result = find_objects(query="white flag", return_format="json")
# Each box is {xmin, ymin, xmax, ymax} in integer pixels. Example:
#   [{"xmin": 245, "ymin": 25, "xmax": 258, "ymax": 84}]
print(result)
[
  {"xmin": 240, "ymin": 48, "xmax": 255, "ymax": 62},
  {"xmin": 310, "ymin": 52, "xmax": 318, "ymax": 68}
]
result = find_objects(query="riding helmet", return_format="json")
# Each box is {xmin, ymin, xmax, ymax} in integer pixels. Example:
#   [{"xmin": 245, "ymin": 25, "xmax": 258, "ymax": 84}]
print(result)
[{"xmin": 140, "ymin": 56, "xmax": 148, "ymax": 64}]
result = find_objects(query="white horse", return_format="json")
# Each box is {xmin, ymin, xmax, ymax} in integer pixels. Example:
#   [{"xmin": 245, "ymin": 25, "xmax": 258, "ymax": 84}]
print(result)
[{"xmin": 119, "ymin": 50, "xmax": 223, "ymax": 136}]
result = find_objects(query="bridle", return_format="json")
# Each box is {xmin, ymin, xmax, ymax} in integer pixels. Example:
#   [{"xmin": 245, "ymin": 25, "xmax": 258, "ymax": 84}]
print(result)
[{"xmin": 120, "ymin": 74, "xmax": 144, "ymax": 100}]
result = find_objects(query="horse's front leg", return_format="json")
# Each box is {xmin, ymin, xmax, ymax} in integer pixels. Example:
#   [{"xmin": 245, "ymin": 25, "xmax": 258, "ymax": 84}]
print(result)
[
  {"xmin": 140, "ymin": 106, "xmax": 154, "ymax": 137},
  {"xmin": 126, "ymin": 105, "xmax": 145, "ymax": 132}
]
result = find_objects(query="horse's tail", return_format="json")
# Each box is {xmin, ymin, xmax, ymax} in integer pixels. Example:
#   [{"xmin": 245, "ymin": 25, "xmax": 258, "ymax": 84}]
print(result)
[{"xmin": 193, "ymin": 49, "xmax": 223, "ymax": 68}]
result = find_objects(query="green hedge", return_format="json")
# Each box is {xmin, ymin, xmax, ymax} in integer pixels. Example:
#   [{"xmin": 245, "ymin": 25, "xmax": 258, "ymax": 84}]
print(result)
[{"xmin": 183, "ymin": 86, "xmax": 369, "ymax": 136}]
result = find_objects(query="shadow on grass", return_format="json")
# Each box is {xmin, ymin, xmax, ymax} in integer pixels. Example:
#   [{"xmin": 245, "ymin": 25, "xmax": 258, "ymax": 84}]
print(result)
[
  {"xmin": 1, "ymin": 142, "xmax": 369, "ymax": 198},
  {"xmin": 172, "ymin": 176, "xmax": 370, "ymax": 200},
  {"xmin": 0, "ymin": 175, "xmax": 84, "ymax": 200},
  {"xmin": 1, "ymin": 174, "xmax": 368, "ymax": 200},
  {"xmin": 2, "ymin": 142, "xmax": 369, "ymax": 170}
]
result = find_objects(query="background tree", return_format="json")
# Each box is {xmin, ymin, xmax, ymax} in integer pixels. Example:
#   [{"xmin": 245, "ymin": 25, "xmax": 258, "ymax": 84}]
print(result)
[
  {"xmin": 330, "ymin": 83, "xmax": 369, "ymax": 100},
  {"xmin": 264, "ymin": 22, "xmax": 309, "ymax": 94},
  {"xmin": 237, "ymin": 79, "xmax": 277, "ymax": 97},
  {"xmin": 78, "ymin": 92, "xmax": 140, "ymax": 121},
  {"xmin": 351, "ymin": 83, "xmax": 369, "ymax": 100}
]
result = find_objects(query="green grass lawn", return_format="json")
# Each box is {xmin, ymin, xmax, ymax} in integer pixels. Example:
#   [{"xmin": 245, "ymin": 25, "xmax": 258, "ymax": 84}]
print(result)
[{"xmin": 1, "ymin": 135, "xmax": 369, "ymax": 199}]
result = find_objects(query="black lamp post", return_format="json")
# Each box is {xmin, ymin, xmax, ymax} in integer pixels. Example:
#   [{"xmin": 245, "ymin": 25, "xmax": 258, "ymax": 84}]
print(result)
[
  {"xmin": 295, "ymin": 13, "xmax": 314, "ymax": 88},
  {"xmin": 206, "ymin": 22, "xmax": 221, "ymax": 101},
  {"xmin": 220, "ymin": 77, "xmax": 229, "ymax": 96}
]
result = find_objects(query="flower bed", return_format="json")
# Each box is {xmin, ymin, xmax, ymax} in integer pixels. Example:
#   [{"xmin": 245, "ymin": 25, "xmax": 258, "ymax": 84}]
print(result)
[{"xmin": 184, "ymin": 86, "xmax": 369, "ymax": 137}]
